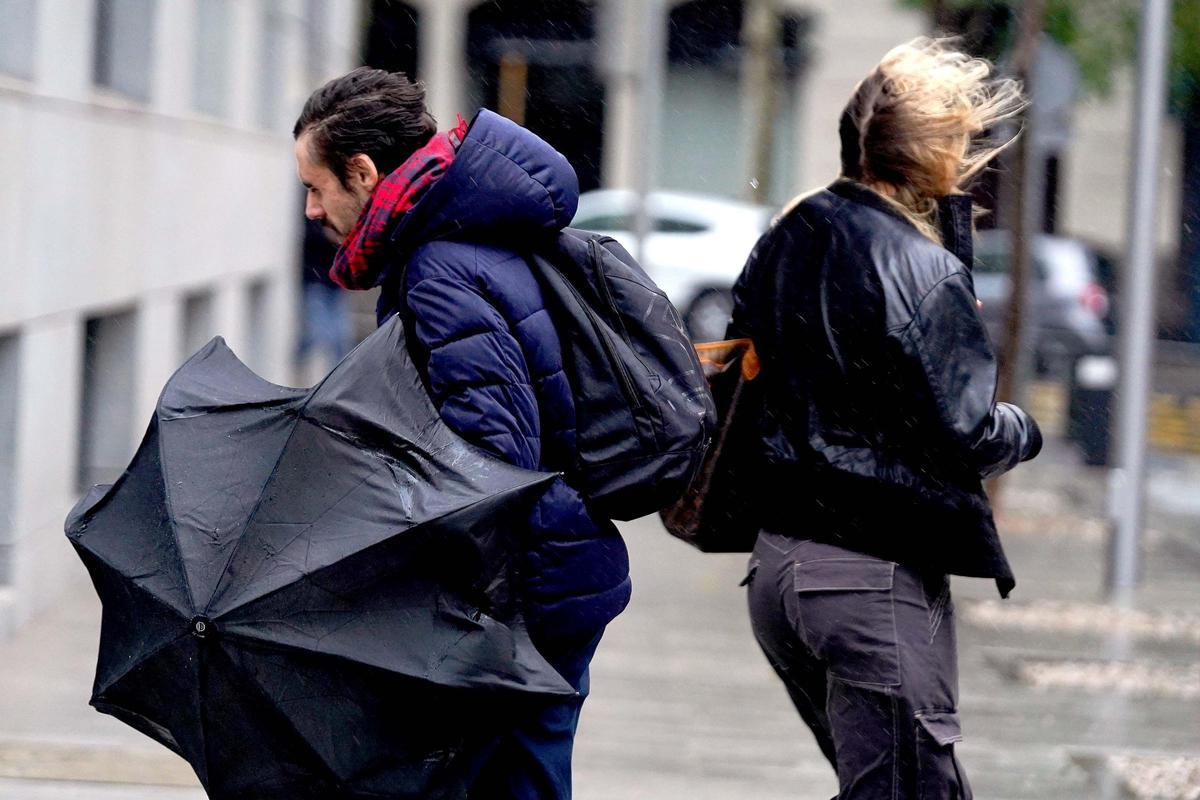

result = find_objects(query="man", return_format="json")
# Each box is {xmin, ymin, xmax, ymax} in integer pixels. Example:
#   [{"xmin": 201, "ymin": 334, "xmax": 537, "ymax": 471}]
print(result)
[{"xmin": 293, "ymin": 68, "xmax": 631, "ymax": 799}]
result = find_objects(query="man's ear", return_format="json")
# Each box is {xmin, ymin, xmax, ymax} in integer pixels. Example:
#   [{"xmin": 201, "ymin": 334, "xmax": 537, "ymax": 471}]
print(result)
[{"xmin": 347, "ymin": 153, "xmax": 380, "ymax": 194}]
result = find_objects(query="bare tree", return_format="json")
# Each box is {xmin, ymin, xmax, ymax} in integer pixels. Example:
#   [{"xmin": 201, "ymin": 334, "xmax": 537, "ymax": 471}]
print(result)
[{"xmin": 988, "ymin": 0, "xmax": 1047, "ymax": 507}]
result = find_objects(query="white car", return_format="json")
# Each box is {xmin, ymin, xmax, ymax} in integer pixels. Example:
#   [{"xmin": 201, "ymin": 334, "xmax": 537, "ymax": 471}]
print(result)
[
  {"xmin": 973, "ymin": 230, "xmax": 1111, "ymax": 375},
  {"xmin": 571, "ymin": 189, "xmax": 771, "ymax": 342}
]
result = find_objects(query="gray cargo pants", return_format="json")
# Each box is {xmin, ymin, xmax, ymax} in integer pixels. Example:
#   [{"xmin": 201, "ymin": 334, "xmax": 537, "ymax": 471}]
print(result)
[{"xmin": 745, "ymin": 531, "xmax": 972, "ymax": 799}]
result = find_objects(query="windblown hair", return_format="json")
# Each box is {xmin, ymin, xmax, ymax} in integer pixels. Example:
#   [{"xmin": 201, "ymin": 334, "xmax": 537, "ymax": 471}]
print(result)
[
  {"xmin": 837, "ymin": 37, "xmax": 1027, "ymax": 242},
  {"xmin": 293, "ymin": 67, "xmax": 437, "ymax": 186}
]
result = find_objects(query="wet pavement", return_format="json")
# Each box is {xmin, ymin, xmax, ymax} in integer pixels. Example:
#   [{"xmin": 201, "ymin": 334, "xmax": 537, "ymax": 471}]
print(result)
[{"xmin": 0, "ymin": 439, "xmax": 1196, "ymax": 799}]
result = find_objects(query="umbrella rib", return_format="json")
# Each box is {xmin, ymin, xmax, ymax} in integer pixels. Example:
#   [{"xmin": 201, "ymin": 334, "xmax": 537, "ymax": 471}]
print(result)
[
  {"xmin": 79, "ymin": 546, "xmax": 194, "ymax": 620},
  {"xmin": 166, "ymin": 347, "xmax": 348, "ymax": 617},
  {"xmin": 194, "ymin": 356, "xmax": 386, "ymax": 616},
  {"xmin": 214, "ymin": 474, "xmax": 554, "ymax": 619},
  {"xmin": 208, "ymin": 458, "xmax": 391, "ymax": 614},
  {"xmin": 304, "ymin": 416, "xmax": 453, "ymax": 473},
  {"xmin": 158, "ymin": 410, "xmax": 219, "ymax": 614},
  {"xmin": 158, "ymin": 396, "xmax": 303, "ymax": 421},
  {"xmin": 211, "ymin": 641, "xmax": 345, "ymax": 786},
  {"xmin": 218, "ymin": 630, "xmax": 456, "ymax": 692},
  {"xmin": 94, "ymin": 630, "xmax": 189, "ymax": 697},
  {"xmin": 193, "ymin": 408, "xmax": 307, "ymax": 616}
]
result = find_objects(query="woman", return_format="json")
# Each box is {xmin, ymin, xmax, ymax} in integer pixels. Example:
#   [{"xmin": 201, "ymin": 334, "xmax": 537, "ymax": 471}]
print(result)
[{"xmin": 731, "ymin": 39, "xmax": 1042, "ymax": 799}]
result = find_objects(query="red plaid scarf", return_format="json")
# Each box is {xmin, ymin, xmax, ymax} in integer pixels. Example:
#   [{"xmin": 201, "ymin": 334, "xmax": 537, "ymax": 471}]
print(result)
[{"xmin": 330, "ymin": 115, "xmax": 469, "ymax": 290}]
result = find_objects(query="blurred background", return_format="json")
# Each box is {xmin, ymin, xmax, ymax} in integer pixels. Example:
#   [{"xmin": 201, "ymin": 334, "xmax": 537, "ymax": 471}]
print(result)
[{"xmin": 0, "ymin": 0, "xmax": 1197, "ymax": 798}]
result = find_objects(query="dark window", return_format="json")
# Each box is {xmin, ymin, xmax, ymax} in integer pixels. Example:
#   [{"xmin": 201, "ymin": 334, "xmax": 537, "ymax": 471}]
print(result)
[
  {"xmin": 0, "ymin": 0, "xmax": 37, "ymax": 79},
  {"xmin": 93, "ymin": 0, "xmax": 157, "ymax": 101},
  {"xmin": 78, "ymin": 311, "xmax": 137, "ymax": 491},
  {"xmin": 1044, "ymin": 154, "xmax": 1060, "ymax": 235},
  {"xmin": 304, "ymin": 0, "xmax": 326, "ymax": 80},
  {"xmin": 574, "ymin": 214, "xmax": 633, "ymax": 232},
  {"xmin": 574, "ymin": 214, "xmax": 709, "ymax": 234},
  {"xmin": 258, "ymin": 0, "xmax": 286, "ymax": 129},
  {"xmin": 365, "ymin": 0, "xmax": 420, "ymax": 79},
  {"xmin": 245, "ymin": 280, "xmax": 270, "ymax": 374},
  {"xmin": 655, "ymin": 217, "xmax": 708, "ymax": 234},
  {"xmin": 0, "ymin": 332, "xmax": 18, "ymax": 583},
  {"xmin": 193, "ymin": 0, "xmax": 231, "ymax": 117},
  {"xmin": 182, "ymin": 290, "xmax": 216, "ymax": 361},
  {"xmin": 973, "ymin": 248, "xmax": 1049, "ymax": 281},
  {"xmin": 466, "ymin": 1, "xmax": 604, "ymax": 191}
]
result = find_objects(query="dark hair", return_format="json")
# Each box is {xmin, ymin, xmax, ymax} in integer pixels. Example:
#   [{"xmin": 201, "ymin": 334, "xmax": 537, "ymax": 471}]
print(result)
[{"xmin": 293, "ymin": 67, "xmax": 437, "ymax": 186}]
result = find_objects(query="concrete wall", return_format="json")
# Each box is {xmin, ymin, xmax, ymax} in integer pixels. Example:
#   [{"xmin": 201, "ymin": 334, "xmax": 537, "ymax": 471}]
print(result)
[{"xmin": 0, "ymin": 0, "xmax": 362, "ymax": 637}]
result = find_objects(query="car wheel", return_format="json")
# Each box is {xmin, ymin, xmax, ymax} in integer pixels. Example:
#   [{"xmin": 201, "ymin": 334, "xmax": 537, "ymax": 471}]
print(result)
[{"xmin": 684, "ymin": 288, "xmax": 735, "ymax": 343}]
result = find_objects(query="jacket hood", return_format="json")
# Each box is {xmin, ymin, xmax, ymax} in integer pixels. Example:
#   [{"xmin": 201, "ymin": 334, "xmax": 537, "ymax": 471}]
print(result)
[{"xmin": 391, "ymin": 109, "xmax": 579, "ymax": 250}]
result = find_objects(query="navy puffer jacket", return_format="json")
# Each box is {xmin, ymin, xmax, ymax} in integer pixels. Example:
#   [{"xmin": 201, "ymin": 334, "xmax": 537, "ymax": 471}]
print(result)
[{"xmin": 375, "ymin": 110, "xmax": 632, "ymax": 638}]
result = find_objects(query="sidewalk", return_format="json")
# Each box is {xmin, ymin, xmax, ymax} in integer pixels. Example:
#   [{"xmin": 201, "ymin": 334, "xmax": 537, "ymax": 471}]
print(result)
[{"xmin": 0, "ymin": 439, "xmax": 1196, "ymax": 799}]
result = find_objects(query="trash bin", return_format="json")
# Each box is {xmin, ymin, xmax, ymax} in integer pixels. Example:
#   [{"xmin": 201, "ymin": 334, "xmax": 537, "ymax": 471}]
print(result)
[{"xmin": 1067, "ymin": 354, "xmax": 1118, "ymax": 466}]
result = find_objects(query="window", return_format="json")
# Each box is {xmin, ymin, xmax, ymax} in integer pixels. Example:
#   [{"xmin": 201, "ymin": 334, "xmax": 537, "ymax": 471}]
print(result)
[
  {"xmin": 193, "ymin": 0, "xmax": 231, "ymax": 118},
  {"xmin": 0, "ymin": 0, "xmax": 37, "ymax": 79},
  {"xmin": 573, "ymin": 214, "xmax": 633, "ymax": 233},
  {"xmin": 304, "ymin": 0, "xmax": 327, "ymax": 79},
  {"xmin": 0, "ymin": 333, "xmax": 18, "ymax": 583},
  {"xmin": 244, "ymin": 279, "xmax": 270, "ymax": 374},
  {"xmin": 972, "ymin": 250, "xmax": 1050, "ymax": 281},
  {"xmin": 93, "ymin": 0, "xmax": 157, "ymax": 101},
  {"xmin": 573, "ymin": 214, "xmax": 709, "ymax": 235},
  {"xmin": 654, "ymin": 217, "xmax": 708, "ymax": 234},
  {"xmin": 182, "ymin": 290, "xmax": 216, "ymax": 361},
  {"xmin": 972, "ymin": 251, "xmax": 1008, "ymax": 276},
  {"xmin": 78, "ymin": 311, "xmax": 137, "ymax": 491},
  {"xmin": 257, "ymin": 0, "xmax": 285, "ymax": 130}
]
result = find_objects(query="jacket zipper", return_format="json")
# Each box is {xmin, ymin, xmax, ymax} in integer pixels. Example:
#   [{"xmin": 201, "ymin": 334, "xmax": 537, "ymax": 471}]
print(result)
[
  {"xmin": 587, "ymin": 239, "xmax": 643, "ymax": 411},
  {"xmin": 549, "ymin": 255, "xmax": 642, "ymax": 412}
]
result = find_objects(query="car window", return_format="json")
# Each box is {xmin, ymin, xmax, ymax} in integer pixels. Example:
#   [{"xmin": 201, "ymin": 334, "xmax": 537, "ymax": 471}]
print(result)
[
  {"xmin": 573, "ymin": 214, "xmax": 709, "ymax": 235},
  {"xmin": 655, "ymin": 217, "xmax": 708, "ymax": 234},
  {"xmin": 972, "ymin": 250, "xmax": 1048, "ymax": 281},
  {"xmin": 973, "ymin": 251, "xmax": 1008, "ymax": 275},
  {"xmin": 573, "ymin": 214, "xmax": 633, "ymax": 232}
]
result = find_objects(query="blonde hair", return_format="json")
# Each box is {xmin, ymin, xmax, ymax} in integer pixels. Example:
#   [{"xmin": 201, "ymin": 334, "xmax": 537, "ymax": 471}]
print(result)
[{"xmin": 836, "ymin": 37, "xmax": 1027, "ymax": 242}]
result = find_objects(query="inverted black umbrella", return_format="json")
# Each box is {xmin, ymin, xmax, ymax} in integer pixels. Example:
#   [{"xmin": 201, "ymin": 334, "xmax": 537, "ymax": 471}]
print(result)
[{"xmin": 65, "ymin": 315, "xmax": 568, "ymax": 799}]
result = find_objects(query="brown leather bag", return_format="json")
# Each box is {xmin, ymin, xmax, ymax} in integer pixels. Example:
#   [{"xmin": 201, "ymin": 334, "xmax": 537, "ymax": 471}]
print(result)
[{"xmin": 659, "ymin": 338, "xmax": 764, "ymax": 552}]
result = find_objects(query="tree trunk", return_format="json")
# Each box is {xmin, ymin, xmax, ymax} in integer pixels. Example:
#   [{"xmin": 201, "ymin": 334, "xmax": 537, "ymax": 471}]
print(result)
[
  {"xmin": 988, "ymin": 0, "xmax": 1046, "ymax": 508},
  {"xmin": 742, "ymin": 0, "xmax": 780, "ymax": 205}
]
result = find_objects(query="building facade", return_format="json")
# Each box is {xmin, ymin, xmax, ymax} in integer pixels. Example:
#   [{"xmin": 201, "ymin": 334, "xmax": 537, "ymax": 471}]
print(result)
[
  {"xmin": 0, "ymin": 0, "xmax": 363, "ymax": 637},
  {"xmin": 367, "ymin": 0, "xmax": 1178, "ymax": 248}
]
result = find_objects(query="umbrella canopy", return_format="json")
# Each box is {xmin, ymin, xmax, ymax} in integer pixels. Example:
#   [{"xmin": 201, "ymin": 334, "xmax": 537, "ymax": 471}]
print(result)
[{"xmin": 65, "ymin": 315, "xmax": 568, "ymax": 799}]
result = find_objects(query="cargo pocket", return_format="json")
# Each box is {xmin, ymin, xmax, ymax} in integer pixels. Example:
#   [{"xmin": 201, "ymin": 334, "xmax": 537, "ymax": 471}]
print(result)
[
  {"xmin": 792, "ymin": 558, "xmax": 900, "ymax": 687},
  {"xmin": 915, "ymin": 710, "xmax": 972, "ymax": 799}
]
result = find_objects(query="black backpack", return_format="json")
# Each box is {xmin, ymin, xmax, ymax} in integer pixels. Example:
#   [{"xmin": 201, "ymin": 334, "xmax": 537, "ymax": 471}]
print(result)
[{"xmin": 527, "ymin": 229, "xmax": 716, "ymax": 520}]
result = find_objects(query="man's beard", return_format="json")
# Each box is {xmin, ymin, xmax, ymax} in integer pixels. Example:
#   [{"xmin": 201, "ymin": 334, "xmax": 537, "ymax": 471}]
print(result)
[
  {"xmin": 321, "ymin": 221, "xmax": 343, "ymax": 244},
  {"xmin": 326, "ymin": 195, "xmax": 367, "ymax": 243}
]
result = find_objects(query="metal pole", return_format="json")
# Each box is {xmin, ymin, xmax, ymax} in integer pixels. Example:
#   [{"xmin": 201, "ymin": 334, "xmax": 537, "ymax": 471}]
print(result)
[
  {"xmin": 1108, "ymin": 0, "xmax": 1173, "ymax": 595},
  {"xmin": 631, "ymin": 0, "xmax": 667, "ymax": 265}
]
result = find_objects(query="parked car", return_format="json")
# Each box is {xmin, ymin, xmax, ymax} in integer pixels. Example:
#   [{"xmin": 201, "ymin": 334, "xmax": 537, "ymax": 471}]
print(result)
[
  {"xmin": 571, "ymin": 189, "xmax": 771, "ymax": 342},
  {"xmin": 972, "ymin": 230, "xmax": 1111, "ymax": 375}
]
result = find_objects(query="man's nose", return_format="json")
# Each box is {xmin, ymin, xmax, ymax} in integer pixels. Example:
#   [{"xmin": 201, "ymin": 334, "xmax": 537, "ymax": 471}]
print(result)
[{"xmin": 305, "ymin": 196, "xmax": 323, "ymax": 220}]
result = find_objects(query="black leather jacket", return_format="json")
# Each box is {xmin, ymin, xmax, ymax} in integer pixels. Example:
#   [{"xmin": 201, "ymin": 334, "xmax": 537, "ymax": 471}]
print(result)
[{"xmin": 729, "ymin": 180, "xmax": 1041, "ymax": 596}]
